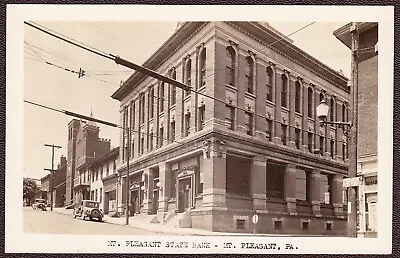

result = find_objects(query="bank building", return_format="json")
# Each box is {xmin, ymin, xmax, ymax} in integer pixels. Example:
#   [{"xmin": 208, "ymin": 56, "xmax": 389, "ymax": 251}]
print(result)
[{"xmin": 111, "ymin": 22, "xmax": 350, "ymax": 235}]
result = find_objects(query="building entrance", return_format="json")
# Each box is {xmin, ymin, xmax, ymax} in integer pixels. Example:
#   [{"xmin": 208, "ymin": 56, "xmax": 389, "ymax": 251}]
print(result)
[
  {"xmin": 178, "ymin": 177, "xmax": 191, "ymax": 213},
  {"xmin": 130, "ymin": 190, "xmax": 140, "ymax": 215}
]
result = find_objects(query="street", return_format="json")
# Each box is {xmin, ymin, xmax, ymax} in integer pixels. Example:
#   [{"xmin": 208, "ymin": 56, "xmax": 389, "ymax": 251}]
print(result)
[{"xmin": 23, "ymin": 207, "xmax": 167, "ymax": 235}]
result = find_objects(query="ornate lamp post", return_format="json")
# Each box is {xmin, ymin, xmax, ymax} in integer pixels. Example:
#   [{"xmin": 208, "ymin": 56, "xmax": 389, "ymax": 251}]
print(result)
[{"xmin": 316, "ymin": 99, "xmax": 352, "ymax": 136}]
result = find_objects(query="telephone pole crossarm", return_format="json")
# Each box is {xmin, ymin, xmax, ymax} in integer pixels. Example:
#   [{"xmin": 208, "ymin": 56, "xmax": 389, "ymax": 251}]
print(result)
[{"xmin": 44, "ymin": 144, "xmax": 62, "ymax": 211}]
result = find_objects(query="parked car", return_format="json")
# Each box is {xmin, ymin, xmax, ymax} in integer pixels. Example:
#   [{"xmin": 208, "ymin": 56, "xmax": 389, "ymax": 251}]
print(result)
[
  {"xmin": 73, "ymin": 200, "xmax": 103, "ymax": 222},
  {"xmin": 32, "ymin": 199, "xmax": 47, "ymax": 211}
]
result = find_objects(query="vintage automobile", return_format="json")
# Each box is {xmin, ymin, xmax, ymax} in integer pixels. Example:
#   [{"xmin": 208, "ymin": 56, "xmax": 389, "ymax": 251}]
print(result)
[
  {"xmin": 32, "ymin": 199, "xmax": 47, "ymax": 211},
  {"xmin": 73, "ymin": 200, "xmax": 103, "ymax": 222}
]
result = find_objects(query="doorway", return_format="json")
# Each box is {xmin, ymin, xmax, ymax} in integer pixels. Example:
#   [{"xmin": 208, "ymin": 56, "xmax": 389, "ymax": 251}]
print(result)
[
  {"xmin": 130, "ymin": 190, "xmax": 140, "ymax": 216},
  {"xmin": 178, "ymin": 177, "xmax": 192, "ymax": 213},
  {"xmin": 152, "ymin": 189, "xmax": 159, "ymax": 214}
]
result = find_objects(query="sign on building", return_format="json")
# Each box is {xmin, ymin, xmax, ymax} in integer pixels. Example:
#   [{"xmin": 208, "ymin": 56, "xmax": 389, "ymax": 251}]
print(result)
[{"xmin": 343, "ymin": 176, "xmax": 362, "ymax": 188}]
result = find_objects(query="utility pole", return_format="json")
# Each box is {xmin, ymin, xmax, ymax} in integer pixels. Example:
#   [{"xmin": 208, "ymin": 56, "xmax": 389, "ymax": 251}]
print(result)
[
  {"xmin": 44, "ymin": 144, "xmax": 62, "ymax": 211},
  {"xmin": 125, "ymin": 126, "xmax": 130, "ymax": 225},
  {"xmin": 348, "ymin": 22, "xmax": 359, "ymax": 238}
]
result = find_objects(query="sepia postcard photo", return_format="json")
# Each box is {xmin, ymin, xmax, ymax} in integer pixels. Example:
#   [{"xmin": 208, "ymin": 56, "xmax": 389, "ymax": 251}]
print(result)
[{"xmin": 5, "ymin": 4, "xmax": 394, "ymax": 254}]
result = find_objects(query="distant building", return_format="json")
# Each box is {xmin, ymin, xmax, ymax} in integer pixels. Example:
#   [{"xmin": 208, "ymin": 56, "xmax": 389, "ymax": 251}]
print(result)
[
  {"xmin": 40, "ymin": 156, "xmax": 67, "ymax": 207},
  {"xmin": 66, "ymin": 114, "xmax": 111, "ymax": 205},
  {"xmin": 334, "ymin": 22, "xmax": 378, "ymax": 238},
  {"xmin": 112, "ymin": 22, "xmax": 350, "ymax": 235},
  {"xmin": 90, "ymin": 147, "xmax": 119, "ymax": 214}
]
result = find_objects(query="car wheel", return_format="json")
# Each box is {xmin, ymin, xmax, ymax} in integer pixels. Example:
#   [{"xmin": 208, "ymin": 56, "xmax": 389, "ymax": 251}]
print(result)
[{"xmin": 98, "ymin": 218, "xmax": 103, "ymax": 222}]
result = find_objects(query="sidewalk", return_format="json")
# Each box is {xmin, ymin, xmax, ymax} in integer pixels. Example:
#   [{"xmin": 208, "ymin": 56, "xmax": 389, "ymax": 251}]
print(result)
[
  {"xmin": 52, "ymin": 208, "xmax": 219, "ymax": 236},
  {"xmin": 52, "ymin": 208, "xmax": 337, "ymax": 237}
]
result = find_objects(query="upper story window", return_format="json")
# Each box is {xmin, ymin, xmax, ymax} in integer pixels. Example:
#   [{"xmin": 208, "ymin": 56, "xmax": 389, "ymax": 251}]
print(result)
[
  {"xmin": 149, "ymin": 87, "xmax": 154, "ymax": 119},
  {"xmin": 319, "ymin": 92, "xmax": 325, "ymax": 104},
  {"xmin": 329, "ymin": 97, "xmax": 335, "ymax": 122},
  {"xmin": 185, "ymin": 59, "xmax": 192, "ymax": 97},
  {"xmin": 225, "ymin": 105, "xmax": 235, "ymax": 130},
  {"xmin": 295, "ymin": 81, "xmax": 301, "ymax": 113},
  {"xmin": 245, "ymin": 111, "xmax": 253, "ymax": 136},
  {"xmin": 308, "ymin": 132, "xmax": 313, "ymax": 153},
  {"xmin": 184, "ymin": 113, "xmax": 190, "ymax": 137},
  {"xmin": 170, "ymin": 70, "xmax": 177, "ymax": 106},
  {"xmin": 245, "ymin": 56, "xmax": 254, "ymax": 94},
  {"xmin": 170, "ymin": 121, "xmax": 176, "ymax": 142},
  {"xmin": 159, "ymin": 127, "xmax": 164, "ymax": 147},
  {"xmin": 319, "ymin": 136, "xmax": 324, "ymax": 156},
  {"xmin": 308, "ymin": 87, "xmax": 313, "ymax": 118},
  {"xmin": 149, "ymin": 131, "xmax": 153, "ymax": 151},
  {"xmin": 131, "ymin": 102, "xmax": 135, "ymax": 129},
  {"xmin": 281, "ymin": 124, "xmax": 288, "ymax": 145},
  {"xmin": 139, "ymin": 93, "xmax": 145, "ymax": 125},
  {"xmin": 266, "ymin": 66, "xmax": 274, "ymax": 102},
  {"xmin": 199, "ymin": 48, "xmax": 206, "ymax": 88},
  {"xmin": 281, "ymin": 74, "xmax": 288, "ymax": 108},
  {"xmin": 198, "ymin": 105, "xmax": 205, "ymax": 130},
  {"xmin": 159, "ymin": 82, "xmax": 164, "ymax": 113},
  {"xmin": 226, "ymin": 46, "xmax": 235, "ymax": 86},
  {"xmin": 295, "ymin": 128, "xmax": 301, "ymax": 149},
  {"xmin": 266, "ymin": 119, "xmax": 273, "ymax": 141},
  {"xmin": 113, "ymin": 160, "xmax": 116, "ymax": 172},
  {"xmin": 342, "ymin": 103, "xmax": 347, "ymax": 122}
]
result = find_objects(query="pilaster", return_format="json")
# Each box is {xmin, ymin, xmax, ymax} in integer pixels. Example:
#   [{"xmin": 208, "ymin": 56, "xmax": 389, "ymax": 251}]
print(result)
[
  {"xmin": 284, "ymin": 163, "xmax": 297, "ymax": 214},
  {"xmin": 251, "ymin": 155, "xmax": 267, "ymax": 210}
]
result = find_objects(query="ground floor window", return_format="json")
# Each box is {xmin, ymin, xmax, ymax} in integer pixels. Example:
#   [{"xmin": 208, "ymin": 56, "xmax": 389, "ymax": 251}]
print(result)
[
  {"xmin": 266, "ymin": 162, "xmax": 285, "ymax": 199},
  {"xmin": 320, "ymin": 174, "xmax": 332, "ymax": 204},
  {"xmin": 295, "ymin": 169, "xmax": 307, "ymax": 201},
  {"xmin": 226, "ymin": 154, "xmax": 251, "ymax": 196}
]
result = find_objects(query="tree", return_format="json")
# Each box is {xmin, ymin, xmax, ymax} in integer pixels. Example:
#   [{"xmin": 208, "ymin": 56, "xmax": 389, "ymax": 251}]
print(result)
[{"xmin": 23, "ymin": 178, "xmax": 39, "ymax": 206}]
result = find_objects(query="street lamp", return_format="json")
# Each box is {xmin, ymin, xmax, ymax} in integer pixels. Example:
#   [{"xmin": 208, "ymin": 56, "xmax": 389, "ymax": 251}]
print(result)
[{"xmin": 316, "ymin": 99, "xmax": 352, "ymax": 136}]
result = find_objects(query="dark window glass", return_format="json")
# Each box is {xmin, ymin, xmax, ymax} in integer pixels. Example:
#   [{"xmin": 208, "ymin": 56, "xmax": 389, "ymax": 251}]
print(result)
[
  {"xmin": 199, "ymin": 105, "xmax": 205, "ymax": 130},
  {"xmin": 225, "ymin": 105, "xmax": 235, "ymax": 130},
  {"xmin": 245, "ymin": 112, "xmax": 253, "ymax": 135},
  {"xmin": 199, "ymin": 48, "xmax": 206, "ymax": 87},
  {"xmin": 266, "ymin": 163, "xmax": 285, "ymax": 199},
  {"xmin": 226, "ymin": 47, "xmax": 235, "ymax": 86},
  {"xmin": 295, "ymin": 82, "xmax": 301, "ymax": 113},
  {"xmin": 266, "ymin": 119, "xmax": 272, "ymax": 141},
  {"xmin": 281, "ymin": 74, "xmax": 288, "ymax": 108},
  {"xmin": 245, "ymin": 57, "xmax": 254, "ymax": 94},
  {"xmin": 282, "ymin": 125, "xmax": 287, "ymax": 145},
  {"xmin": 266, "ymin": 67, "xmax": 273, "ymax": 101},
  {"xmin": 295, "ymin": 129, "xmax": 301, "ymax": 149},
  {"xmin": 308, "ymin": 87, "xmax": 313, "ymax": 118}
]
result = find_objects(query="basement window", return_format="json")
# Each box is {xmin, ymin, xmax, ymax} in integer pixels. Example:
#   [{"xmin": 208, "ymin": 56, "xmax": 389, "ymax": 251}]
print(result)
[
  {"xmin": 236, "ymin": 219, "xmax": 245, "ymax": 230},
  {"xmin": 326, "ymin": 222, "xmax": 332, "ymax": 231},
  {"xmin": 302, "ymin": 221, "xmax": 309, "ymax": 231},
  {"xmin": 274, "ymin": 220, "xmax": 282, "ymax": 230}
]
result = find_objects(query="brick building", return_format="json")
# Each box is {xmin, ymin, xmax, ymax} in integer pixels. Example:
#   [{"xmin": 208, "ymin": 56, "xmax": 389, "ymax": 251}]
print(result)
[
  {"xmin": 40, "ymin": 156, "xmax": 67, "ymax": 207},
  {"xmin": 112, "ymin": 22, "xmax": 350, "ymax": 235},
  {"xmin": 65, "ymin": 115, "xmax": 111, "ymax": 206},
  {"xmin": 334, "ymin": 22, "xmax": 378, "ymax": 237},
  {"xmin": 90, "ymin": 147, "xmax": 119, "ymax": 214}
]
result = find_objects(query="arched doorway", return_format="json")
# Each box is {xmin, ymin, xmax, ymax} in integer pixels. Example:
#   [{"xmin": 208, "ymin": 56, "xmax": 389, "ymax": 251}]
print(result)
[{"xmin": 176, "ymin": 168, "xmax": 195, "ymax": 213}]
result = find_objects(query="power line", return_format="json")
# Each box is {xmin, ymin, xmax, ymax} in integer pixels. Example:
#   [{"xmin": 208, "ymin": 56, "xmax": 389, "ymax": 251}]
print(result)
[{"xmin": 24, "ymin": 21, "xmax": 350, "ymax": 147}]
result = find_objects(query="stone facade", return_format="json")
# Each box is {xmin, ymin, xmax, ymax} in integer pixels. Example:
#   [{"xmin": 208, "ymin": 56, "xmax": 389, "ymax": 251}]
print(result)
[{"xmin": 112, "ymin": 22, "xmax": 350, "ymax": 235}]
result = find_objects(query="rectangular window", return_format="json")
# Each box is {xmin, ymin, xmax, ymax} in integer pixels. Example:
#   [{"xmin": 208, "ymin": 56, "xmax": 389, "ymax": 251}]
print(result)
[
  {"xmin": 320, "ymin": 136, "xmax": 324, "ymax": 156},
  {"xmin": 295, "ymin": 170, "xmax": 307, "ymax": 200},
  {"xmin": 100, "ymin": 188, "xmax": 103, "ymax": 203},
  {"xmin": 295, "ymin": 129, "xmax": 301, "ymax": 149},
  {"xmin": 308, "ymin": 88, "xmax": 313, "ymax": 118},
  {"xmin": 113, "ymin": 160, "xmax": 116, "ymax": 172},
  {"xmin": 245, "ymin": 112, "xmax": 253, "ymax": 135},
  {"xmin": 106, "ymin": 163, "xmax": 109, "ymax": 177},
  {"xmin": 330, "ymin": 140, "xmax": 335, "ymax": 158},
  {"xmin": 149, "ymin": 88, "xmax": 154, "ymax": 119},
  {"xmin": 184, "ymin": 114, "xmax": 190, "ymax": 137},
  {"xmin": 170, "ymin": 85, "xmax": 176, "ymax": 106},
  {"xmin": 225, "ymin": 105, "xmax": 235, "ymax": 130},
  {"xmin": 266, "ymin": 163, "xmax": 285, "ymax": 199},
  {"xmin": 170, "ymin": 121, "xmax": 175, "ymax": 142},
  {"xmin": 159, "ymin": 127, "xmax": 164, "ymax": 147},
  {"xmin": 308, "ymin": 133, "xmax": 313, "ymax": 153},
  {"xmin": 266, "ymin": 119, "xmax": 272, "ymax": 141},
  {"xmin": 95, "ymin": 189, "xmax": 98, "ymax": 202},
  {"xmin": 140, "ymin": 136, "xmax": 144, "ymax": 154},
  {"xmin": 295, "ymin": 84, "xmax": 301, "ymax": 113},
  {"xmin": 149, "ymin": 132, "xmax": 153, "ymax": 151},
  {"xmin": 281, "ymin": 125, "xmax": 288, "ymax": 145},
  {"xmin": 342, "ymin": 143, "xmax": 346, "ymax": 161},
  {"xmin": 159, "ymin": 83, "xmax": 164, "ymax": 113},
  {"xmin": 274, "ymin": 220, "xmax": 282, "ymax": 230},
  {"xmin": 320, "ymin": 174, "xmax": 332, "ymax": 204},
  {"xmin": 236, "ymin": 220, "xmax": 245, "ymax": 230},
  {"xmin": 199, "ymin": 105, "xmax": 205, "ymax": 130},
  {"xmin": 302, "ymin": 221, "xmax": 309, "ymax": 231},
  {"xmin": 226, "ymin": 155, "xmax": 251, "ymax": 195}
]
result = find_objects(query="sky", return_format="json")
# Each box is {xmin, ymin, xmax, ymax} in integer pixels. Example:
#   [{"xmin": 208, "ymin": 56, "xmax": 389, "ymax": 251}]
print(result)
[{"xmin": 23, "ymin": 21, "xmax": 351, "ymax": 180}]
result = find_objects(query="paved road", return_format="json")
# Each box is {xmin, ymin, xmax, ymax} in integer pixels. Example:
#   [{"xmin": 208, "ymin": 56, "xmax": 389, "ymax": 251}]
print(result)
[{"xmin": 23, "ymin": 207, "xmax": 167, "ymax": 235}]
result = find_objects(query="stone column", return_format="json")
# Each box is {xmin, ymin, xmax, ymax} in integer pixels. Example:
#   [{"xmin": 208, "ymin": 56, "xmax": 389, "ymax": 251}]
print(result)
[
  {"xmin": 202, "ymin": 138, "xmax": 227, "ymax": 209},
  {"xmin": 251, "ymin": 156, "xmax": 267, "ymax": 210},
  {"xmin": 302, "ymin": 82, "xmax": 309, "ymax": 151},
  {"xmin": 288, "ymin": 76, "xmax": 296, "ymax": 148},
  {"xmin": 255, "ymin": 61, "xmax": 267, "ymax": 138},
  {"xmin": 213, "ymin": 41, "xmax": 228, "ymax": 130},
  {"xmin": 157, "ymin": 162, "xmax": 171, "ymax": 222},
  {"xmin": 141, "ymin": 168, "xmax": 154, "ymax": 214},
  {"xmin": 284, "ymin": 163, "xmax": 297, "ymax": 214},
  {"xmin": 274, "ymin": 70, "xmax": 283, "ymax": 144},
  {"xmin": 310, "ymin": 169, "xmax": 321, "ymax": 216},
  {"xmin": 331, "ymin": 174, "xmax": 344, "ymax": 217},
  {"xmin": 236, "ymin": 52, "xmax": 247, "ymax": 134}
]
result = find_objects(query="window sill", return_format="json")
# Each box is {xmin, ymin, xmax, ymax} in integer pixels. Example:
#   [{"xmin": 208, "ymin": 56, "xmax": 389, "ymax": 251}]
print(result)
[
  {"xmin": 266, "ymin": 99, "xmax": 274, "ymax": 105},
  {"xmin": 245, "ymin": 92, "xmax": 256, "ymax": 99},
  {"xmin": 225, "ymin": 84, "xmax": 237, "ymax": 91},
  {"xmin": 198, "ymin": 85, "xmax": 206, "ymax": 92}
]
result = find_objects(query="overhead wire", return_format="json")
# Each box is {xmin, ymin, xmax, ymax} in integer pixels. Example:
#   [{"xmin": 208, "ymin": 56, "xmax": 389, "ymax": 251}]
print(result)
[{"xmin": 24, "ymin": 21, "xmax": 351, "ymax": 147}]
